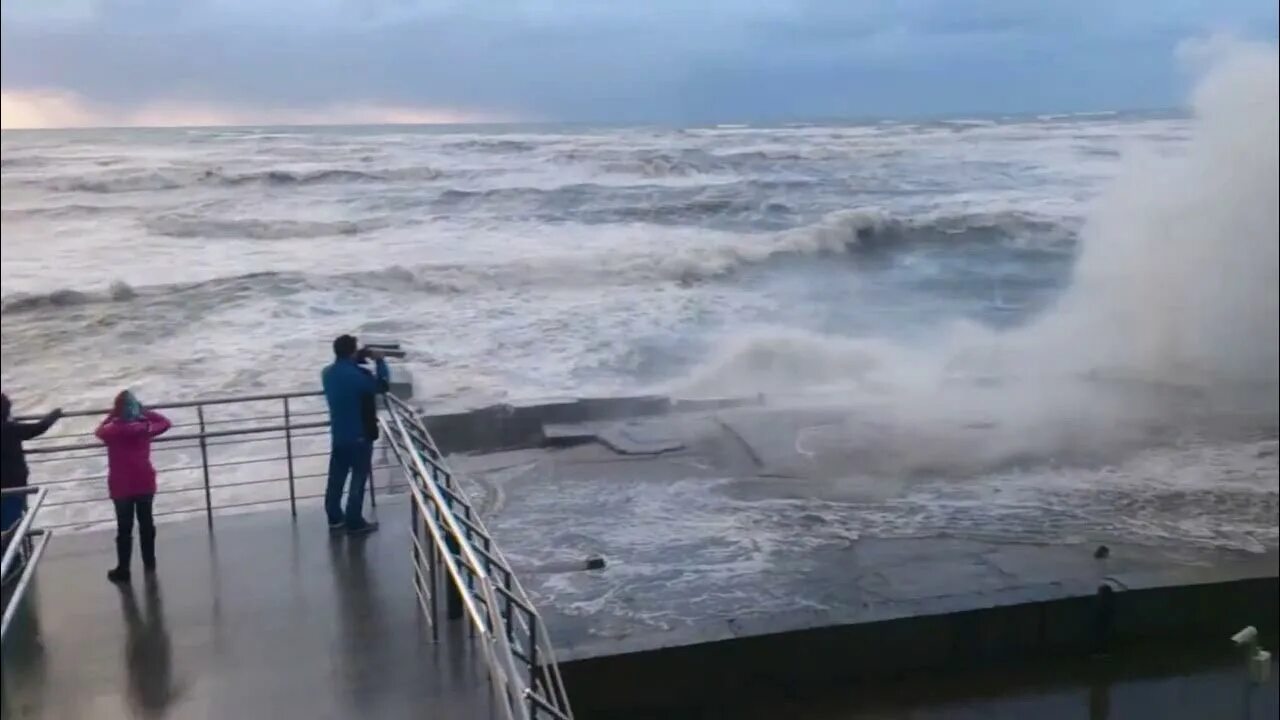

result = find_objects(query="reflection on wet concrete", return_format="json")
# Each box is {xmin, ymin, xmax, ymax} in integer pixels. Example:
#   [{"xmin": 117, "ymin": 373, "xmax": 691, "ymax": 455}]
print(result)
[
  {"xmin": 1088, "ymin": 670, "xmax": 1111, "ymax": 720},
  {"xmin": 329, "ymin": 531, "xmax": 392, "ymax": 707},
  {"xmin": 117, "ymin": 576, "xmax": 181, "ymax": 718},
  {"xmin": 0, "ymin": 578, "xmax": 48, "ymax": 720}
]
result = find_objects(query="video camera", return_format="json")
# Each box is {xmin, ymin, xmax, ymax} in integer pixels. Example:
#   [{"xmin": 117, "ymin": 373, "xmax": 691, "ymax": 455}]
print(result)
[{"xmin": 355, "ymin": 342, "xmax": 407, "ymax": 363}]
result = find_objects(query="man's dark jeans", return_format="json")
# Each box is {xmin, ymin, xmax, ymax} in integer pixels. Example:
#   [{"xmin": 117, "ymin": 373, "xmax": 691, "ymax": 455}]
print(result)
[
  {"xmin": 1, "ymin": 494, "xmax": 26, "ymax": 534},
  {"xmin": 325, "ymin": 440, "xmax": 372, "ymax": 527}
]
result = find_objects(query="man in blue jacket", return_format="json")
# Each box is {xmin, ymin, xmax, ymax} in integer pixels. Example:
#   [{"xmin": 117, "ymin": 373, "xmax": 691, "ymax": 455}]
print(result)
[{"xmin": 322, "ymin": 335, "xmax": 389, "ymax": 534}]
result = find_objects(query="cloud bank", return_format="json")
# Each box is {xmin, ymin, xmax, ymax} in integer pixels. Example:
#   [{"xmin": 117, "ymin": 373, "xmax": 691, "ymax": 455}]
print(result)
[{"xmin": 2, "ymin": 0, "xmax": 1276, "ymax": 127}]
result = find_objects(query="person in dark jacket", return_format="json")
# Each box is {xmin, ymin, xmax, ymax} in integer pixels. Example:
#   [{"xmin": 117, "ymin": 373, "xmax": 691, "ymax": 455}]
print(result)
[
  {"xmin": 322, "ymin": 335, "xmax": 388, "ymax": 534},
  {"xmin": 1, "ymin": 393, "xmax": 63, "ymax": 536}
]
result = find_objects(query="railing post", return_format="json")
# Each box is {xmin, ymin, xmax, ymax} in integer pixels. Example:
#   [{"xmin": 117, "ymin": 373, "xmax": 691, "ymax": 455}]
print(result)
[
  {"xmin": 429, "ymin": 548, "xmax": 441, "ymax": 642},
  {"xmin": 443, "ymin": 512, "xmax": 464, "ymax": 621},
  {"xmin": 197, "ymin": 405, "xmax": 213, "ymax": 527},
  {"xmin": 368, "ymin": 447, "xmax": 378, "ymax": 509},
  {"xmin": 529, "ymin": 618, "xmax": 540, "ymax": 720},
  {"xmin": 283, "ymin": 397, "xmax": 297, "ymax": 517},
  {"xmin": 425, "ymin": 502, "xmax": 440, "ymax": 643},
  {"xmin": 410, "ymin": 493, "xmax": 436, "ymax": 643},
  {"xmin": 503, "ymin": 573, "xmax": 514, "ymax": 643}
]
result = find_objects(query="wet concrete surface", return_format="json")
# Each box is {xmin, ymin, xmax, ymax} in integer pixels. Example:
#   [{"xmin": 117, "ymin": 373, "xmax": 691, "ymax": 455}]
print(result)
[
  {"xmin": 451, "ymin": 407, "xmax": 1276, "ymax": 660},
  {"xmin": 1, "ymin": 496, "xmax": 493, "ymax": 720}
]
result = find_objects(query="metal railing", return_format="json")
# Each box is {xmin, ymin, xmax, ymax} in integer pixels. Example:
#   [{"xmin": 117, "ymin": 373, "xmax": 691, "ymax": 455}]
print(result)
[
  {"xmin": 1, "ymin": 486, "xmax": 54, "ymax": 641},
  {"xmin": 381, "ymin": 393, "xmax": 574, "ymax": 720},
  {"xmin": 18, "ymin": 391, "xmax": 396, "ymax": 530}
]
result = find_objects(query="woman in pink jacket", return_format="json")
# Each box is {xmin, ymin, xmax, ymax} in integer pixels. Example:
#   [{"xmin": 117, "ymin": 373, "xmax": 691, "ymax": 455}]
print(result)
[{"xmin": 96, "ymin": 391, "xmax": 171, "ymax": 583}]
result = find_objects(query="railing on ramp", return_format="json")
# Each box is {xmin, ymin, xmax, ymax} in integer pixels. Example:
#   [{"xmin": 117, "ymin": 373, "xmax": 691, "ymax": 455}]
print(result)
[
  {"xmin": 381, "ymin": 393, "xmax": 574, "ymax": 720},
  {"xmin": 1, "ymin": 486, "xmax": 53, "ymax": 641}
]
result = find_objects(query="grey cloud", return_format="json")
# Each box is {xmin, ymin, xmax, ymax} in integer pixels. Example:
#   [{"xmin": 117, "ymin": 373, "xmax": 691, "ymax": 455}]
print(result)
[{"xmin": 3, "ymin": 0, "xmax": 1276, "ymax": 123}]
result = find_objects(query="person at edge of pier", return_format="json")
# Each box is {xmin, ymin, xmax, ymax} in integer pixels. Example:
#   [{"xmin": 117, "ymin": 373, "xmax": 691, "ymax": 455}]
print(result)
[
  {"xmin": 95, "ymin": 391, "xmax": 172, "ymax": 584},
  {"xmin": 322, "ymin": 334, "xmax": 388, "ymax": 535},
  {"xmin": 1, "ymin": 392, "xmax": 63, "ymax": 570}
]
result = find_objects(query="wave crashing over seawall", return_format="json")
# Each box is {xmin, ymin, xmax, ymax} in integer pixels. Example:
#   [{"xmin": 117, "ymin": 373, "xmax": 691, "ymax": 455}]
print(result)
[
  {"xmin": 680, "ymin": 39, "xmax": 1279, "ymax": 492},
  {"xmin": 685, "ymin": 39, "xmax": 1280, "ymax": 399}
]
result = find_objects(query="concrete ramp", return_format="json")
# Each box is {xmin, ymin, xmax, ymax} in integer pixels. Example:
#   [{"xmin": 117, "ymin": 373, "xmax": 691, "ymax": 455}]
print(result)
[{"xmin": 544, "ymin": 418, "xmax": 685, "ymax": 455}]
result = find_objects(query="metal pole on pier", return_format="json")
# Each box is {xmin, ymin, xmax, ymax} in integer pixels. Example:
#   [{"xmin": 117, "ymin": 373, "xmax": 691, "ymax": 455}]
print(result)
[
  {"xmin": 197, "ymin": 405, "xmax": 213, "ymax": 527},
  {"xmin": 284, "ymin": 397, "xmax": 297, "ymax": 517}
]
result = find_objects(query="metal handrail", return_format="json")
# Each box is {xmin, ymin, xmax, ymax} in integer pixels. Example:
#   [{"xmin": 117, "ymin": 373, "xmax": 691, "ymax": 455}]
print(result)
[
  {"xmin": 27, "ymin": 409, "xmax": 331, "ymax": 444},
  {"xmin": 1, "ymin": 486, "xmax": 54, "ymax": 641},
  {"xmin": 383, "ymin": 394, "xmax": 569, "ymax": 697},
  {"xmin": 381, "ymin": 394, "xmax": 573, "ymax": 720},
  {"xmin": 389, "ymin": 394, "xmax": 573, "ymax": 719},
  {"xmin": 14, "ymin": 391, "xmax": 323, "ymax": 421},
  {"xmin": 0, "ymin": 530, "xmax": 52, "ymax": 640},
  {"xmin": 409, "ymin": 404, "xmax": 576, "ymax": 712},
  {"xmin": 382, "ymin": 409, "xmax": 530, "ymax": 720},
  {"xmin": 1, "ymin": 486, "xmax": 47, "ymax": 580},
  {"xmin": 14, "ymin": 390, "xmax": 377, "ymax": 528},
  {"xmin": 25, "ymin": 420, "xmax": 330, "ymax": 456}
]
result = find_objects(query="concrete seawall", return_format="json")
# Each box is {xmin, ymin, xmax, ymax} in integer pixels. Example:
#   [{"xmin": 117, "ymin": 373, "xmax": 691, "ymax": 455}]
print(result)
[
  {"xmin": 557, "ymin": 574, "xmax": 1278, "ymax": 716},
  {"xmin": 422, "ymin": 394, "xmax": 758, "ymax": 455}
]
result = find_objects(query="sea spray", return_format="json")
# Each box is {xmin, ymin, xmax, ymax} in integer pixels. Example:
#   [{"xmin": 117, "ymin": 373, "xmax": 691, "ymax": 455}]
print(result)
[
  {"xmin": 678, "ymin": 39, "xmax": 1280, "ymax": 473},
  {"xmin": 686, "ymin": 39, "xmax": 1279, "ymax": 401},
  {"xmin": 1027, "ymin": 37, "xmax": 1279, "ymax": 392}
]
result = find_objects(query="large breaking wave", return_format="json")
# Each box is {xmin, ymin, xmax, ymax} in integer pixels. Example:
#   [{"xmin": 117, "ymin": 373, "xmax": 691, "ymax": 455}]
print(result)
[{"xmin": 0, "ymin": 207, "xmax": 1074, "ymax": 314}]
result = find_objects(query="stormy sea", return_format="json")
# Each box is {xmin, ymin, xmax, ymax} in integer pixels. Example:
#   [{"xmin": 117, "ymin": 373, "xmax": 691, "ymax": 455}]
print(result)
[{"xmin": 2, "ymin": 43, "xmax": 1276, "ymax": 550}]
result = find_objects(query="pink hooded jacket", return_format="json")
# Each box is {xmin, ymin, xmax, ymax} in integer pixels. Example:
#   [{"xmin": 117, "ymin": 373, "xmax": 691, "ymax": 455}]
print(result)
[{"xmin": 95, "ymin": 409, "xmax": 172, "ymax": 500}]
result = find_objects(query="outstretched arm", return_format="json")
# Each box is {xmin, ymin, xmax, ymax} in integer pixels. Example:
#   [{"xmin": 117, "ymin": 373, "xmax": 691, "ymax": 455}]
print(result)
[{"xmin": 15, "ymin": 409, "xmax": 63, "ymax": 441}]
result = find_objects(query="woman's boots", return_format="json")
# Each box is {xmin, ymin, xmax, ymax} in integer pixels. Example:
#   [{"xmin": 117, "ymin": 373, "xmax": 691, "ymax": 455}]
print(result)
[
  {"xmin": 140, "ymin": 527, "xmax": 156, "ymax": 572},
  {"xmin": 108, "ymin": 530, "xmax": 156, "ymax": 583},
  {"xmin": 107, "ymin": 536, "xmax": 132, "ymax": 583}
]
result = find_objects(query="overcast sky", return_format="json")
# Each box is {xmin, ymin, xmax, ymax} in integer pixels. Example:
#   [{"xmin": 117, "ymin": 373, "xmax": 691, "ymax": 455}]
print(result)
[{"xmin": 2, "ymin": 0, "xmax": 1276, "ymax": 128}]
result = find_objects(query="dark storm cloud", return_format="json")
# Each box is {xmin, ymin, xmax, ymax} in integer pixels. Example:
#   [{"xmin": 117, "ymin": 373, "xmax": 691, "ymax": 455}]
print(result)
[{"xmin": 2, "ymin": 0, "xmax": 1276, "ymax": 123}]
